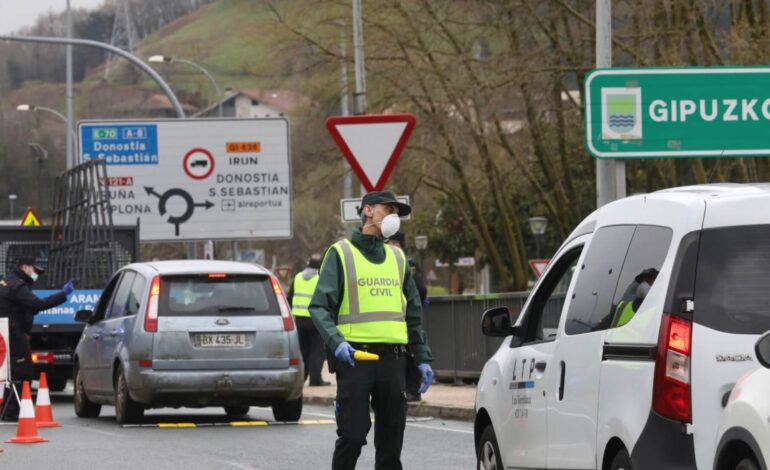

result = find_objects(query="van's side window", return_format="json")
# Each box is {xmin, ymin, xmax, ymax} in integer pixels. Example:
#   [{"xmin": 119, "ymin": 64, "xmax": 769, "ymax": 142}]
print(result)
[
  {"xmin": 695, "ymin": 224, "xmax": 770, "ymax": 334},
  {"xmin": 608, "ymin": 226, "xmax": 673, "ymax": 329},
  {"xmin": 564, "ymin": 225, "xmax": 635, "ymax": 335},
  {"xmin": 519, "ymin": 246, "xmax": 583, "ymax": 344}
]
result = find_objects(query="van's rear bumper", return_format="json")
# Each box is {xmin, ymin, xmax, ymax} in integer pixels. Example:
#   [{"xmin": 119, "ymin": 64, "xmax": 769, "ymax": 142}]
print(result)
[{"xmin": 127, "ymin": 365, "xmax": 304, "ymax": 406}]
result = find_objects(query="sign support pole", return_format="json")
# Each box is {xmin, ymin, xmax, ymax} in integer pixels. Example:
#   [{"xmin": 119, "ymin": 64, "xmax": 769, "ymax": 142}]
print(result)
[{"xmin": 595, "ymin": 0, "xmax": 625, "ymax": 207}]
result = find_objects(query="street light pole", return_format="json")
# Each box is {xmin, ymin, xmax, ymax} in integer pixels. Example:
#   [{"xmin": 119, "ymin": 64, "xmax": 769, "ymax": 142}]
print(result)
[
  {"xmin": 17, "ymin": 105, "xmax": 78, "ymax": 162},
  {"xmin": 528, "ymin": 216, "xmax": 549, "ymax": 260},
  {"xmin": 8, "ymin": 194, "xmax": 17, "ymax": 220},
  {"xmin": 0, "ymin": 35, "xmax": 186, "ymax": 119},
  {"xmin": 66, "ymin": 0, "xmax": 74, "ymax": 170},
  {"xmin": 148, "ymin": 55, "xmax": 223, "ymax": 118}
]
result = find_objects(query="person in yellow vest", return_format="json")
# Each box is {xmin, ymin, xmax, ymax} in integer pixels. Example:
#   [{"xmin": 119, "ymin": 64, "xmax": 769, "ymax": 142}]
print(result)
[
  {"xmin": 309, "ymin": 191, "xmax": 433, "ymax": 470},
  {"xmin": 610, "ymin": 268, "xmax": 659, "ymax": 328},
  {"xmin": 287, "ymin": 254, "xmax": 329, "ymax": 386}
]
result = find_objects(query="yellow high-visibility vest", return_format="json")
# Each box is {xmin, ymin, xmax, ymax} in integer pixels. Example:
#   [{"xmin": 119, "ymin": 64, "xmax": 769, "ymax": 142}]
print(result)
[
  {"xmin": 332, "ymin": 239, "xmax": 408, "ymax": 344},
  {"xmin": 291, "ymin": 272, "xmax": 319, "ymax": 318}
]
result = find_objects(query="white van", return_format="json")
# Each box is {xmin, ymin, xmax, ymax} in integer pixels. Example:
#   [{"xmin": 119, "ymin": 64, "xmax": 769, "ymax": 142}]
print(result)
[{"xmin": 475, "ymin": 184, "xmax": 770, "ymax": 470}]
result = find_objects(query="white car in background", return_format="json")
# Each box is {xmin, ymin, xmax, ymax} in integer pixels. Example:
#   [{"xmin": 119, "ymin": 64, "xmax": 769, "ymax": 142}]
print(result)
[{"xmin": 714, "ymin": 332, "xmax": 770, "ymax": 470}]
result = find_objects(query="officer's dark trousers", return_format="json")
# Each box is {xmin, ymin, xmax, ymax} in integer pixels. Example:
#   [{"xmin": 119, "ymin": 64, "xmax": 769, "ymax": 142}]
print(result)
[
  {"xmin": 2, "ymin": 354, "xmax": 34, "ymax": 420},
  {"xmin": 332, "ymin": 350, "xmax": 407, "ymax": 470},
  {"xmin": 295, "ymin": 318, "xmax": 326, "ymax": 385}
]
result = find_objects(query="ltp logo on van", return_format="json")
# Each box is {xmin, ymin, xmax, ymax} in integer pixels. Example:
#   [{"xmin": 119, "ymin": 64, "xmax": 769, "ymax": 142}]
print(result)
[{"xmin": 601, "ymin": 87, "xmax": 643, "ymax": 141}]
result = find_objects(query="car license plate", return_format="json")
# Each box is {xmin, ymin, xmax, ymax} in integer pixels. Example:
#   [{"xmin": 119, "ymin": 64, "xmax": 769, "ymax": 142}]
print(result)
[{"xmin": 193, "ymin": 333, "xmax": 248, "ymax": 348}]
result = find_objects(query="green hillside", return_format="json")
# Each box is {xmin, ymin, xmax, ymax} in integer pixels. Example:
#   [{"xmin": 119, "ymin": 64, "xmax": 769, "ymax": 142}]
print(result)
[{"xmin": 100, "ymin": 0, "xmax": 323, "ymax": 105}]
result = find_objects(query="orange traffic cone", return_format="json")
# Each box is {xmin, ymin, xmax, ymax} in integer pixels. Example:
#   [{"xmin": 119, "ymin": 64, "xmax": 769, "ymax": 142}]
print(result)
[
  {"xmin": 5, "ymin": 381, "xmax": 47, "ymax": 444},
  {"xmin": 35, "ymin": 373, "xmax": 61, "ymax": 428}
]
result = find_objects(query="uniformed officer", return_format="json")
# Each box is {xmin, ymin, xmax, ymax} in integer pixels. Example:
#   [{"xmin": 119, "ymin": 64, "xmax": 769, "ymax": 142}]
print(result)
[
  {"xmin": 309, "ymin": 191, "xmax": 434, "ymax": 470},
  {"xmin": 287, "ymin": 254, "xmax": 329, "ymax": 386},
  {"xmin": 0, "ymin": 257, "xmax": 73, "ymax": 421}
]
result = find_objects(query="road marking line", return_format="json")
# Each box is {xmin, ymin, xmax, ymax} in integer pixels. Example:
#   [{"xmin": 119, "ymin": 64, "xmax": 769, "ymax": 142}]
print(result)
[{"xmin": 121, "ymin": 419, "xmax": 337, "ymax": 429}]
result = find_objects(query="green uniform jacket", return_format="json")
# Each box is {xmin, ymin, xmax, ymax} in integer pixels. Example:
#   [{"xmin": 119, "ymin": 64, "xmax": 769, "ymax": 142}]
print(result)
[{"xmin": 309, "ymin": 227, "xmax": 433, "ymax": 365}]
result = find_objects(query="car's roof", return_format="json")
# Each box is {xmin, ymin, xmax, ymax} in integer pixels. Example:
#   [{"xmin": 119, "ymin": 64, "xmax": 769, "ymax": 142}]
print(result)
[{"xmin": 124, "ymin": 260, "xmax": 272, "ymax": 276}]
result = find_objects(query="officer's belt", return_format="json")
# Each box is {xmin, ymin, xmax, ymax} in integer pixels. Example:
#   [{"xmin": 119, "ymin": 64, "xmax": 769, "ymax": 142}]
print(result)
[{"xmin": 349, "ymin": 342, "xmax": 408, "ymax": 355}]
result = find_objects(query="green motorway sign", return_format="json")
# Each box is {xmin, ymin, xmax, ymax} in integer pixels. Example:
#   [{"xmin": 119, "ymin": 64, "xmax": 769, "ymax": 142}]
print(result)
[{"xmin": 584, "ymin": 67, "xmax": 770, "ymax": 159}]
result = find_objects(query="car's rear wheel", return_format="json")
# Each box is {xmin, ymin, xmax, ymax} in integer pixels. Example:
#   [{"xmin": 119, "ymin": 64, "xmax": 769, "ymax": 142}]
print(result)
[
  {"xmin": 73, "ymin": 364, "xmax": 101, "ymax": 418},
  {"xmin": 610, "ymin": 448, "xmax": 634, "ymax": 470},
  {"xmin": 272, "ymin": 397, "xmax": 302, "ymax": 422},
  {"xmin": 114, "ymin": 365, "xmax": 144, "ymax": 425},
  {"xmin": 736, "ymin": 458, "xmax": 760, "ymax": 470},
  {"xmin": 224, "ymin": 406, "xmax": 250, "ymax": 417},
  {"xmin": 477, "ymin": 425, "xmax": 503, "ymax": 470}
]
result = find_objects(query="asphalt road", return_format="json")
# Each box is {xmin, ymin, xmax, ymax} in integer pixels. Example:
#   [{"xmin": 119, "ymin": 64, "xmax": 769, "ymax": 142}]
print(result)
[{"xmin": 0, "ymin": 388, "xmax": 476, "ymax": 469}]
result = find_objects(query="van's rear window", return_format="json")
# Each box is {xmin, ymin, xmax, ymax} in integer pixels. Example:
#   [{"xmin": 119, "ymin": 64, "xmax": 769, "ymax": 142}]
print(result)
[
  {"xmin": 695, "ymin": 225, "xmax": 770, "ymax": 334},
  {"xmin": 159, "ymin": 275, "xmax": 278, "ymax": 317}
]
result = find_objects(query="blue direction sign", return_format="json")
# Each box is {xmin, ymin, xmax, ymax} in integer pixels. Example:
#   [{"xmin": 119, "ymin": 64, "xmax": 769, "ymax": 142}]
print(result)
[
  {"xmin": 33, "ymin": 289, "xmax": 102, "ymax": 325},
  {"xmin": 80, "ymin": 123, "xmax": 159, "ymax": 165}
]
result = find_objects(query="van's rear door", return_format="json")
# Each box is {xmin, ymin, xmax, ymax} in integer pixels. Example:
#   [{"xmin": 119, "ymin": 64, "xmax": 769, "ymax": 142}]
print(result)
[
  {"xmin": 152, "ymin": 273, "xmax": 290, "ymax": 370},
  {"xmin": 691, "ymin": 199, "xmax": 770, "ymax": 469}
]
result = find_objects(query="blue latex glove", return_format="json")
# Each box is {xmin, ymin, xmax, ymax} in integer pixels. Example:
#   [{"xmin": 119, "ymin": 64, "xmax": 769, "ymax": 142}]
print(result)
[
  {"xmin": 335, "ymin": 342, "xmax": 356, "ymax": 367},
  {"xmin": 418, "ymin": 363, "xmax": 434, "ymax": 394},
  {"xmin": 62, "ymin": 278, "xmax": 75, "ymax": 295}
]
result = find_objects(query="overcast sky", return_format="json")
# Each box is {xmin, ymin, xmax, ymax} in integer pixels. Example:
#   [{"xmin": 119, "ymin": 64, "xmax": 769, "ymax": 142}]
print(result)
[{"xmin": 0, "ymin": 0, "xmax": 106, "ymax": 35}]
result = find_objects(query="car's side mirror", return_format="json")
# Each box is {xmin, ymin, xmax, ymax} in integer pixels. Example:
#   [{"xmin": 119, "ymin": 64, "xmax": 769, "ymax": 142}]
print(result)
[
  {"xmin": 755, "ymin": 331, "xmax": 770, "ymax": 368},
  {"xmin": 74, "ymin": 309, "xmax": 95, "ymax": 324},
  {"xmin": 481, "ymin": 307, "xmax": 514, "ymax": 337}
]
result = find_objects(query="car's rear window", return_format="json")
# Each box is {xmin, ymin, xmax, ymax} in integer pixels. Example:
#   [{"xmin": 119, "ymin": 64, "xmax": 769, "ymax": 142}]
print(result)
[
  {"xmin": 695, "ymin": 224, "xmax": 770, "ymax": 334},
  {"xmin": 159, "ymin": 274, "xmax": 278, "ymax": 317}
]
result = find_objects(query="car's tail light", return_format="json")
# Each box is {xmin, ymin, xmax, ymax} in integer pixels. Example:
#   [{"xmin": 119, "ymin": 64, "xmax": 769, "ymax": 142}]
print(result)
[
  {"xmin": 32, "ymin": 352, "xmax": 54, "ymax": 364},
  {"xmin": 208, "ymin": 273, "xmax": 227, "ymax": 279},
  {"xmin": 144, "ymin": 276, "xmax": 161, "ymax": 333},
  {"xmin": 138, "ymin": 359, "xmax": 153, "ymax": 368},
  {"xmin": 290, "ymin": 358, "xmax": 300, "ymax": 366},
  {"xmin": 653, "ymin": 313, "xmax": 692, "ymax": 422},
  {"xmin": 271, "ymin": 275, "xmax": 294, "ymax": 331}
]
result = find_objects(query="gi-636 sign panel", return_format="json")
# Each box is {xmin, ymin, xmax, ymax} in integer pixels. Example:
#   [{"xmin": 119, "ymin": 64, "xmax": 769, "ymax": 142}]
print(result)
[
  {"xmin": 585, "ymin": 67, "xmax": 770, "ymax": 159},
  {"xmin": 78, "ymin": 118, "xmax": 292, "ymax": 241}
]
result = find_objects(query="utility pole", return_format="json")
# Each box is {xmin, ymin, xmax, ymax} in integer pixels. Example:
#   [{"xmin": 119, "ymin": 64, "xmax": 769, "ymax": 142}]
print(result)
[
  {"xmin": 340, "ymin": 8, "xmax": 352, "ymax": 200},
  {"xmin": 66, "ymin": 0, "xmax": 74, "ymax": 169},
  {"xmin": 352, "ymin": 0, "xmax": 367, "ymax": 116},
  {"xmin": 595, "ymin": 0, "xmax": 625, "ymax": 207},
  {"xmin": 352, "ymin": 0, "xmax": 367, "ymax": 196}
]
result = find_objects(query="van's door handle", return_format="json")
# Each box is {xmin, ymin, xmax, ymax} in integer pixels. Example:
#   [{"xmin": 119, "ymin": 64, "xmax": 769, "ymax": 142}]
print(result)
[
  {"xmin": 109, "ymin": 329, "xmax": 119, "ymax": 337},
  {"xmin": 558, "ymin": 361, "xmax": 566, "ymax": 400},
  {"xmin": 90, "ymin": 334, "xmax": 101, "ymax": 341},
  {"xmin": 535, "ymin": 361, "xmax": 547, "ymax": 372}
]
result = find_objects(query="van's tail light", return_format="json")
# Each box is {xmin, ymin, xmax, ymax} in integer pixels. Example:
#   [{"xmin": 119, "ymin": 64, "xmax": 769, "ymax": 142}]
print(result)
[
  {"xmin": 271, "ymin": 275, "xmax": 294, "ymax": 331},
  {"xmin": 144, "ymin": 276, "xmax": 161, "ymax": 333},
  {"xmin": 653, "ymin": 313, "xmax": 692, "ymax": 422},
  {"xmin": 32, "ymin": 352, "xmax": 54, "ymax": 364}
]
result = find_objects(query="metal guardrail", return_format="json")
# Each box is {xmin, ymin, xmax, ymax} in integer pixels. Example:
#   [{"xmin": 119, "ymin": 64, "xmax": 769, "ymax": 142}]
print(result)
[{"xmin": 422, "ymin": 292, "xmax": 530, "ymax": 382}]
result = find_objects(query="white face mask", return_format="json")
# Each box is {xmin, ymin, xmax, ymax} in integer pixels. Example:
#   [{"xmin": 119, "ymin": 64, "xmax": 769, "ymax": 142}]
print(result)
[
  {"xmin": 636, "ymin": 281, "xmax": 650, "ymax": 299},
  {"xmin": 29, "ymin": 272, "xmax": 39, "ymax": 283},
  {"xmin": 380, "ymin": 213, "xmax": 401, "ymax": 239}
]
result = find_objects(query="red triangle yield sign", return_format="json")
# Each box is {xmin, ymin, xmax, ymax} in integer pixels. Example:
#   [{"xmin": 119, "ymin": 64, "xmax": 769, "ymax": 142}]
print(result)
[
  {"xmin": 326, "ymin": 114, "xmax": 416, "ymax": 192},
  {"xmin": 529, "ymin": 259, "xmax": 551, "ymax": 279}
]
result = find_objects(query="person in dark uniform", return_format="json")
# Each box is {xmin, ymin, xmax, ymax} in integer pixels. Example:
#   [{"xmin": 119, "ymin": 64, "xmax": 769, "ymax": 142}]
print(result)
[
  {"xmin": 287, "ymin": 254, "xmax": 330, "ymax": 386},
  {"xmin": 0, "ymin": 257, "xmax": 73, "ymax": 421},
  {"xmin": 310, "ymin": 191, "xmax": 433, "ymax": 470},
  {"xmin": 387, "ymin": 232, "xmax": 429, "ymax": 402}
]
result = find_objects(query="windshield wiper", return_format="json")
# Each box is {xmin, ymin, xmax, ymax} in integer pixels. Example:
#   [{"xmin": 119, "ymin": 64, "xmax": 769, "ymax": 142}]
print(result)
[{"xmin": 218, "ymin": 306, "xmax": 257, "ymax": 312}]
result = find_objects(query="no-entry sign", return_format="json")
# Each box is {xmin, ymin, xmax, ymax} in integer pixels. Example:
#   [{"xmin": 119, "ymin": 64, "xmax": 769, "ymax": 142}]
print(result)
[
  {"xmin": 79, "ymin": 118, "xmax": 292, "ymax": 241},
  {"xmin": 585, "ymin": 67, "xmax": 770, "ymax": 159},
  {"xmin": 326, "ymin": 114, "xmax": 416, "ymax": 191},
  {"xmin": 0, "ymin": 318, "xmax": 8, "ymax": 386}
]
